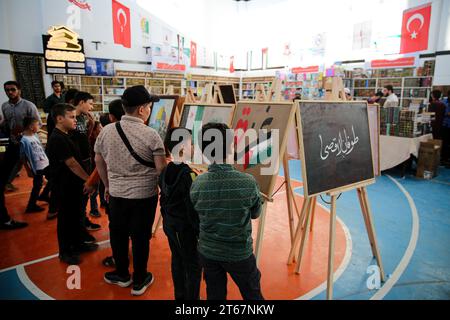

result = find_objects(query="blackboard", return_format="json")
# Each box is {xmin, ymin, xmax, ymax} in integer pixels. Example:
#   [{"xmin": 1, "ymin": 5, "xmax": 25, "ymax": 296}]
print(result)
[
  {"xmin": 12, "ymin": 54, "xmax": 46, "ymax": 109},
  {"xmin": 298, "ymin": 101, "xmax": 375, "ymax": 197},
  {"xmin": 218, "ymin": 85, "xmax": 237, "ymax": 104}
]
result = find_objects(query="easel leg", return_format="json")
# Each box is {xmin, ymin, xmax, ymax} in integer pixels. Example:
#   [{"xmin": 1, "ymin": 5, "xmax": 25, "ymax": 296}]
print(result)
[
  {"xmin": 326, "ymin": 195, "xmax": 338, "ymax": 300},
  {"xmin": 310, "ymin": 198, "xmax": 317, "ymax": 232},
  {"xmin": 287, "ymin": 197, "xmax": 310, "ymax": 264},
  {"xmin": 360, "ymin": 188, "xmax": 386, "ymax": 282},
  {"xmin": 289, "ymin": 185, "xmax": 301, "ymax": 219},
  {"xmin": 283, "ymin": 154, "xmax": 295, "ymax": 243},
  {"xmin": 255, "ymin": 202, "xmax": 268, "ymax": 267},
  {"xmin": 295, "ymin": 197, "xmax": 315, "ymax": 274},
  {"xmin": 357, "ymin": 188, "xmax": 376, "ymax": 256}
]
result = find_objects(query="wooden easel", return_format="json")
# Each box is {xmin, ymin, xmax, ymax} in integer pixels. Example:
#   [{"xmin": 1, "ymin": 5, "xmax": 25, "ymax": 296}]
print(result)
[
  {"xmin": 253, "ymin": 81, "xmax": 301, "ymax": 264},
  {"xmin": 200, "ymin": 83, "xmax": 223, "ymax": 104},
  {"xmin": 286, "ymin": 78, "xmax": 386, "ymax": 300}
]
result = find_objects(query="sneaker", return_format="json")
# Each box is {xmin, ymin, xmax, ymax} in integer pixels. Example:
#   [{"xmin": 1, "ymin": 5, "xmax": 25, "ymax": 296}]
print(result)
[
  {"xmin": 59, "ymin": 253, "xmax": 81, "ymax": 265},
  {"xmin": 0, "ymin": 220, "xmax": 28, "ymax": 230},
  {"xmin": 83, "ymin": 232, "xmax": 97, "ymax": 244},
  {"xmin": 74, "ymin": 242, "xmax": 99, "ymax": 254},
  {"xmin": 37, "ymin": 194, "xmax": 51, "ymax": 203},
  {"xmin": 5, "ymin": 184, "xmax": 18, "ymax": 192},
  {"xmin": 89, "ymin": 209, "xmax": 101, "ymax": 218},
  {"xmin": 47, "ymin": 212, "xmax": 58, "ymax": 220},
  {"xmin": 102, "ymin": 256, "xmax": 115, "ymax": 268},
  {"xmin": 25, "ymin": 205, "xmax": 45, "ymax": 213},
  {"xmin": 104, "ymin": 271, "xmax": 133, "ymax": 288},
  {"xmin": 131, "ymin": 273, "xmax": 154, "ymax": 296},
  {"xmin": 85, "ymin": 220, "xmax": 101, "ymax": 231}
]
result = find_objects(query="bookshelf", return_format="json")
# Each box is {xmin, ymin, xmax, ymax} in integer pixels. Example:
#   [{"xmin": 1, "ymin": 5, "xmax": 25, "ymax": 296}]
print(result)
[
  {"xmin": 186, "ymin": 75, "xmax": 240, "ymax": 100},
  {"xmin": 281, "ymin": 72, "xmax": 324, "ymax": 100},
  {"xmin": 345, "ymin": 65, "xmax": 434, "ymax": 108},
  {"xmin": 241, "ymin": 76, "xmax": 274, "ymax": 100},
  {"xmin": 54, "ymin": 74, "xmax": 186, "ymax": 112}
]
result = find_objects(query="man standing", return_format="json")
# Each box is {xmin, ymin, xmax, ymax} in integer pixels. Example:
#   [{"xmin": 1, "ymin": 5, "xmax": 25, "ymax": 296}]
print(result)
[
  {"xmin": 72, "ymin": 92, "xmax": 101, "ymax": 234},
  {"xmin": 0, "ymin": 81, "xmax": 41, "ymax": 230},
  {"xmin": 382, "ymin": 85, "xmax": 399, "ymax": 108},
  {"xmin": 95, "ymin": 86, "xmax": 166, "ymax": 296},
  {"xmin": 428, "ymin": 90, "xmax": 446, "ymax": 140},
  {"xmin": 44, "ymin": 81, "xmax": 64, "ymax": 114},
  {"xmin": 44, "ymin": 81, "xmax": 65, "ymax": 138}
]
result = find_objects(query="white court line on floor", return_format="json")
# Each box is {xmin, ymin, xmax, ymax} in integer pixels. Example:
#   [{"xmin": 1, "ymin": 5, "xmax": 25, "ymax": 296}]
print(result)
[
  {"xmin": 0, "ymin": 240, "xmax": 111, "ymax": 274},
  {"xmin": 271, "ymin": 184, "xmax": 353, "ymax": 301},
  {"xmin": 16, "ymin": 266, "xmax": 54, "ymax": 300},
  {"xmin": 370, "ymin": 175, "xmax": 420, "ymax": 300},
  {"xmin": 1, "ymin": 240, "xmax": 111, "ymax": 300}
]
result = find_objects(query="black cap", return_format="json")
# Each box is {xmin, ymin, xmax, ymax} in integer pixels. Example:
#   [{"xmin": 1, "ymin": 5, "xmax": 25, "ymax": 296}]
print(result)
[{"xmin": 121, "ymin": 85, "xmax": 160, "ymax": 108}]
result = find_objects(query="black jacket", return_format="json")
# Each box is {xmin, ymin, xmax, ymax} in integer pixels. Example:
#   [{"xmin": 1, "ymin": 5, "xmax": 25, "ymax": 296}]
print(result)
[{"xmin": 158, "ymin": 162, "xmax": 199, "ymax": 233}]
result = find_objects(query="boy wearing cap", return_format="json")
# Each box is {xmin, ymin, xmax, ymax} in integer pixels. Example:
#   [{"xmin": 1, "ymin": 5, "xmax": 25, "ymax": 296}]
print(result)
[{"xmin": 95, "ymin": 86, "xmax": 167, "ymax": 296}]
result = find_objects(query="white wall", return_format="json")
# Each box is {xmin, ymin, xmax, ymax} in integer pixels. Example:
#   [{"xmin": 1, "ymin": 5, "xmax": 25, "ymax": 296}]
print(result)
[{"xmin": 0, "ymin": 54, "xmax": 15, "ymax": 102}]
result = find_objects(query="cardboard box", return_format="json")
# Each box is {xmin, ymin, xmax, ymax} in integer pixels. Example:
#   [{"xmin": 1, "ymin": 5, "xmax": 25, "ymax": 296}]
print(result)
[{"xmin": 416, "ymin": 139, "xmax": 442, "ymax": 178}]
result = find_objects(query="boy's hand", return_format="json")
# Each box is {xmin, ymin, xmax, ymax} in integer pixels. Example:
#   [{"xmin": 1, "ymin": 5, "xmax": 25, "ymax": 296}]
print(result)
[
  {"xmin": 83, "ymin": 183, "xmax": 96, "ymax": 195},
  {"xmin": 104, "ymin": 187, "xmax": 110, "ymax": 203}
]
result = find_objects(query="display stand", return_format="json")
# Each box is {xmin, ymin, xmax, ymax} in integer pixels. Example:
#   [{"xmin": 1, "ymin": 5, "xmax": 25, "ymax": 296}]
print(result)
[
  {"xmin": 286, "ymin": 78, "xmax": 386, "ymax": 300},
  {"xmin": 252, "ymin": 82, "xmax": 299, "ymax": 264}
]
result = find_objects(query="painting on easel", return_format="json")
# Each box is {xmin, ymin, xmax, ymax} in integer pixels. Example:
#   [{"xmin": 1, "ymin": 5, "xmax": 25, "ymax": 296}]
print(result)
[
  {"xmin": 148, "ymin": 95, "xmax": 179, "ymax": 141},
  {"xmin": 232, "ymin": 101, "xmax": 296, "ymax": 197},
  {"xmin": 179, "ymin": 104, "xmax": 235, "ymax": 130}
]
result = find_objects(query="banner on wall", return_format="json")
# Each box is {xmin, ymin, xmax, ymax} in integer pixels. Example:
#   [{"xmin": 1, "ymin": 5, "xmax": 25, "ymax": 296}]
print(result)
[
  {"xmin": 230, "ymin": 56, "xmax": 235, "ymax": 73},
  {"xmin": 68, "ymin": 0, "xmax": 91, "ymax": 11},
  {"xmin": 85, "ymin": 58, "xmax": 114, "ymax": 76},
  {"xmin": 112, "ymin": 0, "xmax": 131, "ymax": 48},
  {"xmin": 291, "ymin": 65, "xmax": 320, "ymax": 74},
  {"xmin": 190, "ymin": 41, "xmax": 197, "ymax": 67},
  {"xmin": 42, "ymin": 26, "xmax": 86, "ymax": 74},
  {"xmin": 400, "ymin": 3, "xmax": 431, "ymax": 54},
  {"xmin": 353, "ymin": 21, "xmax": 372, "ymax": 50},
  {"xmin": 370, "ymin": 56, "xmax": 416, "ymax": 69}
]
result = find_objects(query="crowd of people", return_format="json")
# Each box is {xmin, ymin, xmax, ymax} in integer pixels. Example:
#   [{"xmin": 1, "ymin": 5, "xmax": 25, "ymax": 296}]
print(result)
[{"xmin": 0, "ymin": 81, "xmax": 265, "ymax": 300}]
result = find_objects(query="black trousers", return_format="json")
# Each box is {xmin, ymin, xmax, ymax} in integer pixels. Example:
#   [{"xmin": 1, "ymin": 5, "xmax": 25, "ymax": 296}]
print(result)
[
  {"xmin": 0, "ymin": 142, "xmax": 20, "ymax": 223},
  {"xmin": 199, "ymin": 253, "xmax": 264, "ymax": 301},
  {"xmin": 27, "ymin": 172, "xmax": 44, "ymax": 209},
  {"xmin": 40, "ymin": 177, "xmax": 58, "ymax": 214},
  {"xmin": 163, "ymin": 223, "xmax": 202, "ymax": 300},
  {"xmin": 109, "ymin": 195, "xmax": 158, "ymax": 284},
  {"xmin": 56, "ymin": 185, "xmax": 84, "ymax": 255}
]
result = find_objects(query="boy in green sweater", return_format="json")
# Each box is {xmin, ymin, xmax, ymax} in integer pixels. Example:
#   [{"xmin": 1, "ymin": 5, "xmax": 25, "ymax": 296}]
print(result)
[{"xmin": 190, "ymin": 123, "xmax": 264, "ymax": 300}]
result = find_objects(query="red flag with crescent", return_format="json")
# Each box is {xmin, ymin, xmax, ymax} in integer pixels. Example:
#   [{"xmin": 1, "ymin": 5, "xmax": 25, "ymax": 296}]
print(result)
[
  {"xmin": 112, "ymin": 0, "xmax": 131, "ymax": 48},
  {"xmin": 400, "ymin": 3, "xmax": 431, "ymax": 54},
  {"xmin": 190, "ymin": 41, "xmax": 197, "ymax": 67}
]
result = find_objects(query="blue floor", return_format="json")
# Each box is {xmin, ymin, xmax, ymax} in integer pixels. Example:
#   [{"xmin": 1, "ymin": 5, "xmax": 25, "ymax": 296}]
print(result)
[{"xmin": 281, "ymin": 160, "xmax": 450, "ymax": 300}]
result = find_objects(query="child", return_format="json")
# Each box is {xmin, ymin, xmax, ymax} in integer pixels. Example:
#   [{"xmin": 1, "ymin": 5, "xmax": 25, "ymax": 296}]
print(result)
[
  {"xmin": 190, "ymin": 123, "xmax": 264, "ymax": 300},
  {"xmin": 20, "ymin": 117, "xmax": 49, "ymax": 213},
  {"xmin": 158, "ymin": 127, "xmax": 201, "ymax": 300},
  {"xmin": 47, "ymin": 103, "xmax": 98, "ymax": 265},
  {"xmin": 87, "ymin": 120, "xmax": 102, "ymax": 218}
]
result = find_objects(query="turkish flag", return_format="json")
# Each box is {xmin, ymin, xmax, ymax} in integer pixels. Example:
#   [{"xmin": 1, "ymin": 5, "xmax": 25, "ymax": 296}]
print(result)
[
  {"xmin": 112, "ymin": 0, "xmax": 131, "ymax": 48},
  {"xmin": 400, "ymin": 3, "xmax": 431, "ymax": 54},
  {"xmin": 190, "ymin": 41, "xmax": 197, "ymax": 67},
  {"xmin": 230, "ymin": 56, "xmax": 235, "ymax": 73}
]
